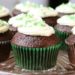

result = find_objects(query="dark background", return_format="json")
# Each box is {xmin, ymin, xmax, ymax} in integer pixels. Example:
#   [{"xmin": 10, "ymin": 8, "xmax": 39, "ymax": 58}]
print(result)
[{"xmin": 49, "ymin": 0, "xmax": 69, "ymax": 8}]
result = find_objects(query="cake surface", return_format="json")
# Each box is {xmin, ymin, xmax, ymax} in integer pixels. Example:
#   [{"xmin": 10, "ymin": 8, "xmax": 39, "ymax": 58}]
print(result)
[{"xmin": 12, "ymin": 33, "xmax": 59, "ymax": 48}]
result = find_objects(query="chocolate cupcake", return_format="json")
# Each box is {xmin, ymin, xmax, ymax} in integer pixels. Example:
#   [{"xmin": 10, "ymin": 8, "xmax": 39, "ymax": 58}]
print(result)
[
  {"xmin": 55, "ymin": 2, "xmax": 75, "ymax": 17},
  {"xmin": 0, "ymin": 20, "xmax": 11, "ymax": 62},
  {"xmin": 11, "ymin": 19, "xmax": 61, "ymax": 71},
  {"xmin": 65, "ymin": 27, "xmax": 75, "ymax": 67},
  {"xmin": 29, "ymin": 6, "xmax": 59, "ymax": 27},
  {"xmin": 55, "ymin": 14, "xmax": 75, "ymax": 40},
  {"xmin": 0, "ymin": 5, "xmax": 10, "ymax": 21},
  {"xmin": 54, "ymin": 15, "xmax": 75, "ymax": 50},
  {"xmin": 12, "ymin": 1, "xmax": 41, "ymax": 16}
]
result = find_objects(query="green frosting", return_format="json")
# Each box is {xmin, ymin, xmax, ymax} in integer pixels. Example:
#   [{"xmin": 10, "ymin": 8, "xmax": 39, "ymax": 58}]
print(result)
[
  {"xmin": 15, "ymin": 13, "xmax": 46, "ymax": 27},
  {"xmin": 0, "ymin": 5, "xmax": 3, "ymax": 10},
  {"xmin": 68, "ymin": 2, "xmax": 75, "ymax": 9},
  {"xmin": 22, "ymin": 1, "xmax": 43, "ymax": 8},
  {"xmin": 60, "ymin": 2, "xmax": 75, "ymax": 9},
  {"xmin": 23, "ymin": 1, "xmax": 39, "ymax": 7},
  {"xmin": 0, "ymin": 20, "xmax": 8, "ymax": 27},
  {"xmin": 9, "ymin": 13, "xmax": 47, "ymax": 28},
  {"xmin": 67, "ymin": 15, "xmax": 75, "ymax": 20},
  {"xmin": 16, "ymin": 13, "xmax": 33, "ymax": 20}
]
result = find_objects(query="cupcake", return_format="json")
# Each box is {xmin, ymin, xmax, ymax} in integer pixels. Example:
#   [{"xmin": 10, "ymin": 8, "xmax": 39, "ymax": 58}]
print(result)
[
  {"xmin": 12, "ymin": 1, "xmax": 41, "ymax": 16},
  {"xmin": 55, "ymin": 14, "xmax": 75, "ymax": 40},
  {"xmin": 55, "ymin": 2, "xmax": 75, "ymax": 17},
  {"xmin": 0, "ymin": 20, "xmax": 11, "ymax": 62},
  {"xmin": 0, "ymin": 5, "xmax": 10, "ymax": 21},
  {"xmin": 54, "ymin": 14, "xmax": 75, "ymax": 50},
  {"xmin": 65, "ymin": 27, "xmax": 75, "ymax": 67},
  {"xmin": 11, "ymin": 19, "xmax": 61, "ymax": 70},
  {"xmin": 29, "ymin": 6, "xmax": 59, "ymax": 27}
]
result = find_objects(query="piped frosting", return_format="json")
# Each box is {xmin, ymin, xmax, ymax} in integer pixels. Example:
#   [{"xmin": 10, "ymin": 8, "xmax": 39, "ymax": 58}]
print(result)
[
  {"xmin": 14, "ymin": 1, "xmax": 42, "ymax": 12},
  {"xmin": 8, "ymin": 13, "xmax": 55, "ymax": 36},
  {"xmin": 29, "ymin": 7, "xmax": 58, "ymax": 17},
  {"xmin": 17, "ymin": 17, "xmax": 55, "ymax": 36},
  {"xmin": 57, "ymin": 14, "xmax": 75, "ymax": 27},
  {"xmin": 55, "ymin": 2, "xmax": 75, "ymax": 14},
  {"xmin": 8, "ymin": 13, "xmax": 42, "ymax": 27},
  {"xmin": 8, "ymin": 14, "xmax": 26, "ymax": 27}
]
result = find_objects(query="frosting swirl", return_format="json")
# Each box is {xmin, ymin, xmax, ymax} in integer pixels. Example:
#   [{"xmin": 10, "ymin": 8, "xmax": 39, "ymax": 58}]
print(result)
[
  {"xmin": 9, "ymin": 13, "xmax": 55, "ymax": 36},
  {"xmin": 55, "ymin": 2, "xmax": 75, "ymax": 14},
  {"xmin": 57, "ymin": 14, "xmax": 75, "ymax": 26},
  {"xmin": 0, "ymin": 20, "xmax": 9, "ymax": 33},
  {"xmin": 0, "ymin": 5, "xmax": 9, "ymax": 17},
  {"xmin": 17, "ymin": 19, "xmax": 55, "ymax": 36},
  {"xmin": 8, "ymin": 13, "xmax": 42, "ymax": 27},
  {"xmin": 14, "ymin": 1, "xmax": 42, "ymax": 12},
  {"xmin": 29, "ymin": 7, "xmax": 58, "ymax": 17}
]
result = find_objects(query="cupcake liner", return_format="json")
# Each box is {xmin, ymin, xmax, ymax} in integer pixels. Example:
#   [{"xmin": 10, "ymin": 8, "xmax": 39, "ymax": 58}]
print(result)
[
  {"xmin": 55, "ymin": 29, "xmax": 70, "ymax": 40},
  {"xmin": 60, "ymin": 41, "xmax": 68, "ymax": 51},
  {"xmin": 11, "ymin": 42, "xmax": 62, "ymax": 70}
]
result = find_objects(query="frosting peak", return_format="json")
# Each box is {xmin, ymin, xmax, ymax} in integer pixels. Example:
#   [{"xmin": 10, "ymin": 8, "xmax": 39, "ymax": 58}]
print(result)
[
  {"xmin": 57, "ymin": 14, "xmax": 75, "ymax": 26},
  {"xmin": 17, "ymin": 17, "xmax": 55, "ymax": 36},
  {"xmin": 18, "ymin": 24, "xmax": 55, "ymax": 36}
]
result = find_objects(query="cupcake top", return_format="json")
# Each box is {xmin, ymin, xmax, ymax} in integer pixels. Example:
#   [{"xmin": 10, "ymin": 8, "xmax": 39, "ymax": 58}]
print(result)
[
  {"xmin": 18, "ymin": 24, "xmax": 55, "ymax": 37},
  {"xmin": 0, "ymin": 20, "xmax": 9, "ymax": 33},
  {"xmin": 55, "ymin": 2, "xmax": 75, "ymax": 14},
  {"xmin": 17, "ymin": 17, "xmax": 55, "ymax": 36},
  {"xmin": 57, "ymin": 14, "xmax": 75, "ymax": 27},
  {"xmin": 8, "ymin": 13, "xmax": 42, "ymax": 27},
  {"xmin": 9, "ymin": 13, "xmax": 55, "ymax": 36},
  {"xmin": 0, "ymin": 5, "xmax": 9, "ymax": 17},
  {"xmin": 14, "ymin": 1, "xmax": 42, "ymax": 13},
  {"xmin": 29, "ymin": 6, "xmax": 58, "ymax": 17}
]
